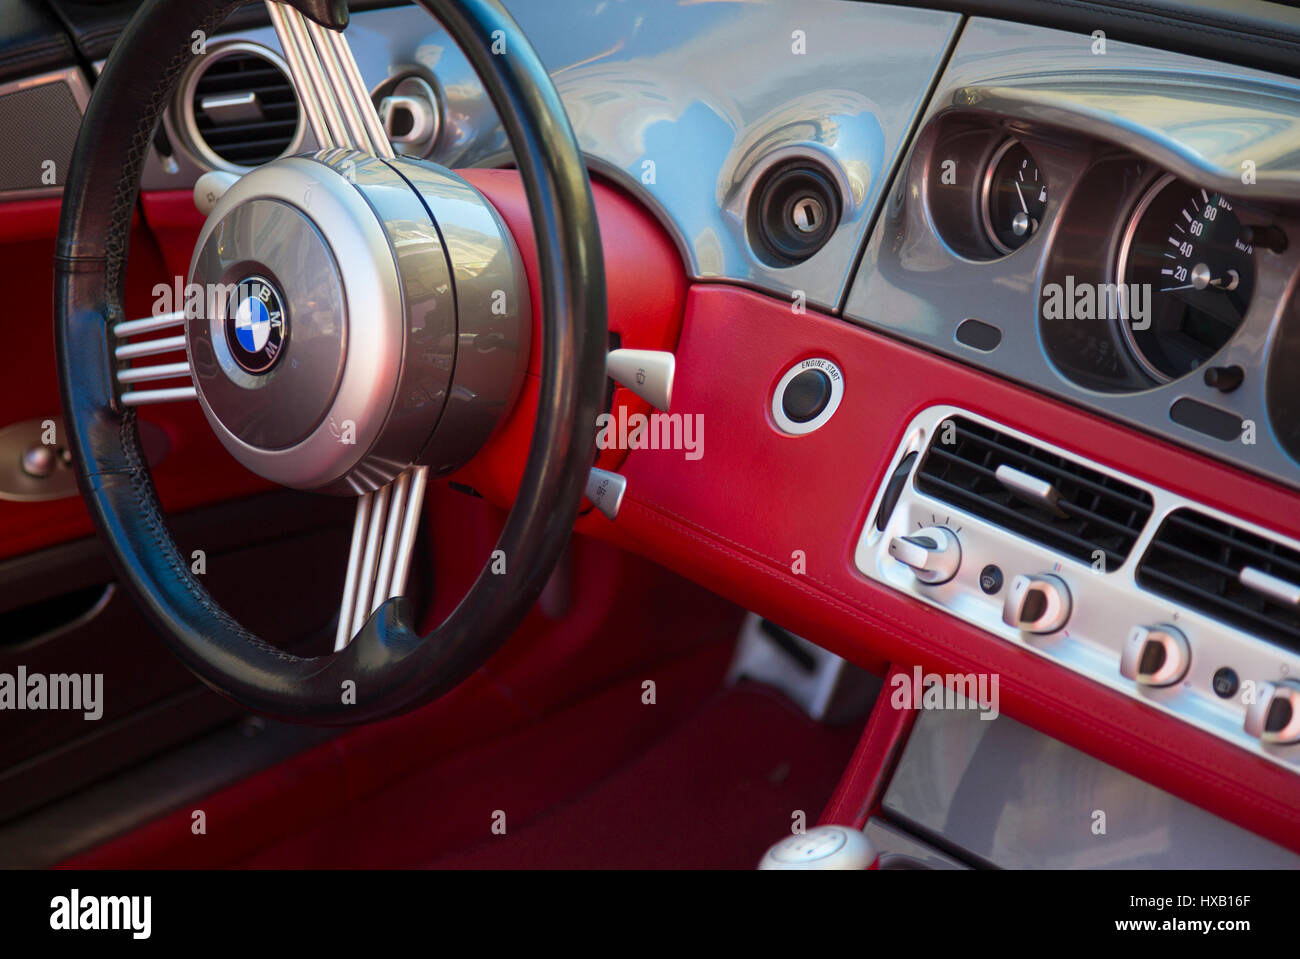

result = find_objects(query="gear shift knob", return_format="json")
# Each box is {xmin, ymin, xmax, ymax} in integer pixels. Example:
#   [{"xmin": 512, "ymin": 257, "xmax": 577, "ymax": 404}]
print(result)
[{"xmin": 758, "ymin": 825, "xmax": 876, "ymax": 870}]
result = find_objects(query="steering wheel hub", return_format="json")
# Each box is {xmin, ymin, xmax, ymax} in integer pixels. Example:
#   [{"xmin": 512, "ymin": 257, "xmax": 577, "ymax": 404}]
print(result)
[{"xmin": 188, "ymin": 150, "xmax": 530, "ymax": 494}]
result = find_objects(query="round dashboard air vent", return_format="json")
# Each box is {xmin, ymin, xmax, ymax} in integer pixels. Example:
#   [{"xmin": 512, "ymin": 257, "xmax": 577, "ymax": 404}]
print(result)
[{"xmin": 181, "ymin": 42, "xmax": 303, "ymax": 172}]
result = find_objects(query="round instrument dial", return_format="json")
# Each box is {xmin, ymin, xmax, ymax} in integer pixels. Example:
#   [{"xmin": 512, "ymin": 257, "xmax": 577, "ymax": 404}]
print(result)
[
  {"xmin": 1116, "ymin": 174, "xmax": 1255, "ymax": 382},
  {"xmin": 981, "ymin": 139, "xmax": 1047, "ymax": 254}
]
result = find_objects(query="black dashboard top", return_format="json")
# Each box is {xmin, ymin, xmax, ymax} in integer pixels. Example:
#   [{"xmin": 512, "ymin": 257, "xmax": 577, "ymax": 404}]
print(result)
[{"xmin": 0, "ymin": 0, "xmax": 73, "ymax": 84}]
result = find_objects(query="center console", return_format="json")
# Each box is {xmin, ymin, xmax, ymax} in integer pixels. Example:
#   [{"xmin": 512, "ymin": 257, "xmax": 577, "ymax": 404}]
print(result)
[{"xmin": 857, "ymin": 406, "xmax": 1300, "ymax": 773}]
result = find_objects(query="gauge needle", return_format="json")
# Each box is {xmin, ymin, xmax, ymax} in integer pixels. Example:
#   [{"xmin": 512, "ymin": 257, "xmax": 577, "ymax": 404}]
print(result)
[
  {"xmin": 1014, "ymin": 179, "xmax": 1030, "ymax": 215},
  {"xmin": 1163, "ymin": 265, "xmax": 1239, "ymax": 294}
]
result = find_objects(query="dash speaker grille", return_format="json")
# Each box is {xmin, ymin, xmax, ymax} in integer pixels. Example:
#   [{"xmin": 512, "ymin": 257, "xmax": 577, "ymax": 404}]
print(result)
[{"xmin": 0, "ymin": 78, "xmax": 81, "ymax": 194}]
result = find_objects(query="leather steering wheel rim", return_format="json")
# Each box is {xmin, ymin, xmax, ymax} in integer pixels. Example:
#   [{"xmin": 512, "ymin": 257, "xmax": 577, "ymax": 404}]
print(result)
[{"xmin": 53, "ymin": 0, "xmax": 607, "ymax": 724}]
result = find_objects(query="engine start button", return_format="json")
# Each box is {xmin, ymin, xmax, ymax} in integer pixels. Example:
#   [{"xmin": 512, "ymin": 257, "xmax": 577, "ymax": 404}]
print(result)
[{"xmin": 771, "ymin": 357, "xmax": 844, "ymax": 435}]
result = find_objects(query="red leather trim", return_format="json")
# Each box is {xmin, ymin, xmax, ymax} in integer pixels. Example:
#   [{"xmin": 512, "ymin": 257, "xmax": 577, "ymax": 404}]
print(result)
[
  {"xmin": 819, "ymin": 665, "xmax": 918, "ymax": 829},
  {"xmin": 27, "ymin": 170, "xmax": 1300, "ymax": 857},
  {"xmin": 453, "ymin": 169, "xmax": 686, "ymax": 502},
  {"xmin": 540, "ymin": 284, "xmax": 1300, "ymax": 853},
  {"xmin": 139, "ymin": 189, "xmax": 208, "ymax": 283},
  {"xmin": 0, "ymin": 197, "xmax": 63, "ymax": 243}
]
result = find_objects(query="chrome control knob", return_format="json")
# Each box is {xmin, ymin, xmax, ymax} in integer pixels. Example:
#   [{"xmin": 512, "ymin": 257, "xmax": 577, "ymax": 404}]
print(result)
[
  {"xmin": 1002, "ymin": 573, "xmax": 1071, "ymax": 634},
  {"xmin": 887, "ymin": 525, "xmax": 961, "ymax": 585},
  {"xmin": 1244, "ymin": 680, "xmax": 1300, "ymax": 745},
  {"xmin": 1120, "ymin": 625, "xmax": 1190, "ymax": 686}
]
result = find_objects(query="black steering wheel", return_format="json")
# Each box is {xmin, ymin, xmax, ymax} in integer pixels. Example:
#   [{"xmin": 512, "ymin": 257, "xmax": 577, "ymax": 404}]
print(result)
[{"xmin": 54, "ymin": 0, "xmax": 607, "ymax": 724}]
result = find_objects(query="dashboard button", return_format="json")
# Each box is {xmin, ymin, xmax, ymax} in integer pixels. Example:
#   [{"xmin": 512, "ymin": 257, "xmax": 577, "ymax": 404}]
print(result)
[
  {"xmin": 978, "ymin": 564, "xmax": 1003, "ymax": 595},
  {"xmin": 955, "ymin": 317, "xmax": 1002, "ymax": 352},
  {"xmin": 782, "ymin": 369, "xmax": 832, "ymax": 423},
  {"xmin": 1203, "ymin": 364, "xmax": 1244, "ymax": 393},
  {"xmin": 771, "ymin": 358, "xmax": 844, "ymax": 435},
  {"xmin": 1212, "ymin": 667, "xmax": 1240, "ymax": 699}
]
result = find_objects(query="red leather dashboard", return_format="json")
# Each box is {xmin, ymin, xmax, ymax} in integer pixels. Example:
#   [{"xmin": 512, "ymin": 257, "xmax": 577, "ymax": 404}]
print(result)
[
  {"xmin": 560, "ymin": 284, "xmax": 1300, "ymax": 852},
  {"xmin": 456, "ymin": 172, "xmax": 1300, "ymax": 851},
  {"xmin": 8, "ymin": 167, "xmax": 1300, "ymax": 855}
]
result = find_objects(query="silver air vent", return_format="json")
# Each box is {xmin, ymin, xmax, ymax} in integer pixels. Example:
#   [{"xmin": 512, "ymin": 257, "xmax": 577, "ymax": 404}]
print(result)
[
  {"xmin": 178, "ymin": 42, "xmax": 304, "ymax": 172},
  {"xmin": 914, "ymin": 415, "xmax": 1154, "ymax": 570},
  {"xmin": 1138, "ymin": 509, "xmax": 1300, "ymax": 654}
]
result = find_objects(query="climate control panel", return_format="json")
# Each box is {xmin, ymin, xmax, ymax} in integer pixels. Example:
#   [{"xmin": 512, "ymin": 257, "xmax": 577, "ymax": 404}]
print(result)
[{"xmin": 855, "ymin": 406, "xmax": 1300, "ymax": 774}]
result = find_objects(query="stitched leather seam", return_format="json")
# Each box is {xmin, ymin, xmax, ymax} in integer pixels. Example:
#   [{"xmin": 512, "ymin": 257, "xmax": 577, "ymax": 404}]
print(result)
[{"xmin": 91, "ymin": 3, "xmax": 303, "ymax": 666}]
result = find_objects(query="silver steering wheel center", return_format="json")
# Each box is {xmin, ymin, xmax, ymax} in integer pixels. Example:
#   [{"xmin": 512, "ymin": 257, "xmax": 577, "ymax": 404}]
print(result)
[{"xmin": 185, "ymin": 150, "xmax": 529, "ymax": 494}]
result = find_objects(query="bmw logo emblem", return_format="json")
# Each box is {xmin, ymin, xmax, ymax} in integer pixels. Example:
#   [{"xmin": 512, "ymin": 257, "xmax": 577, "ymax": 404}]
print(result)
[{"xmin": 225, "ymin": 276, "xmax": 287, "ymax": 374}]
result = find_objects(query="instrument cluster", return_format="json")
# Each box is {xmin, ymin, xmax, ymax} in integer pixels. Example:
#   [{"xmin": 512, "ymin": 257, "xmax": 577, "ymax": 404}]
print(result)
[
  {"xmin": 920, "ymin": 113, "xmax": 1296, "ymax": 397},
  {"xmin": 851, "ymin": 105, "xmax": 1300, "ymax": 490}
]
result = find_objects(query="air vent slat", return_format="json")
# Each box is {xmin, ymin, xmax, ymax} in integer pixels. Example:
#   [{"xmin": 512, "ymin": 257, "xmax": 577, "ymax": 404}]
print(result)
[
  {"xmin": 915, "ymin": 417, "xmax": 1152, "ymax": 568},
  {"xmin": 927, "ymin": 449, "xmax": 1144, "ymax": 540},
  {"xmin": 201, "ymin": 135, "xmax": 300, "ymax": 153},
  {"xmin": 199, "ymin": 120, "xmax": 299, "ymax": 140},
  {"xmin": 950, "ymin": 426, "xmax": 1153, "ymax": 512},
  {"xmin": 918, "ymin": 474, "xmax": 1127, "ymax": 568},
  {"xmin": 1162, "ymin": 513, "xmax": 1300, "ymax": 581},
  {"xmin": 1138, "ymin": 508, "xmax": 1300, "ymax": 653},
  {"xmin": 1147, "ymin": 539, "xmax": 1238, "ymax": 580},
  {"xmin": 1056, "ymin": 501, "xmax": 1148, "ymax": 539},
  {"xmin": 189, "ymin": 47, "xmax": 299, "ymax": 169},
  {"xmin": 1139, "ymin": 567, "xmax": 1300, "ymax": 645}
]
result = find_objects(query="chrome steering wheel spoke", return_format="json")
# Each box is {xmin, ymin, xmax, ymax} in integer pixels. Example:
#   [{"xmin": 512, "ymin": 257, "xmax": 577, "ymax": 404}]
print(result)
[
  {"xmin": 264, "ymin": 1, "xmax": 393, "ymax": 157},
  {"xmin": 336, "ymin": 465, "xmax": 429, "ymax": 650},
  {"xmin": 114, "ymin": 6, "xmax": 390, "ymax": 411},
  {"xmin": 112, "ymin": 310, "xmax": 197, "ymax": 406},
  {"xmin": 263, "ymin": 4, "xmax": 427, "ymax": 650}
]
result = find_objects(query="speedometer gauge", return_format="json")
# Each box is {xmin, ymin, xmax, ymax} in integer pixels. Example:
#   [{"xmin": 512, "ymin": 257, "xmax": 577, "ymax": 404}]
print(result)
[{"xmin": 1116, "ymin": 174, "xmax": 1255, "ymax": 382}]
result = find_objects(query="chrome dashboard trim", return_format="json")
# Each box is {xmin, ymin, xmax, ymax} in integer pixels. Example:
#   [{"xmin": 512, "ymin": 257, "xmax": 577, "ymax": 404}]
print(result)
[
  {"xmin": 141, "ymin": 7, "xmax": 506, "ymax": 191},
  {"xmin": 141, "ymin": 1, "xmax": 961, "ymax": 313},
  {"xmin": 978, "ymin": 136, "xmax": 1019, "ymax": 256},
  {"xmin": 845, "ymin": 17, "xmax": 1300, "ymax": 490},
  {"xmin": 510, "ymin": 0, "xmax": 960, "ymax": 311},
  {"xmin": 1113, "ymin": 171, "xmax": 1179, "ymax": 384}
]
